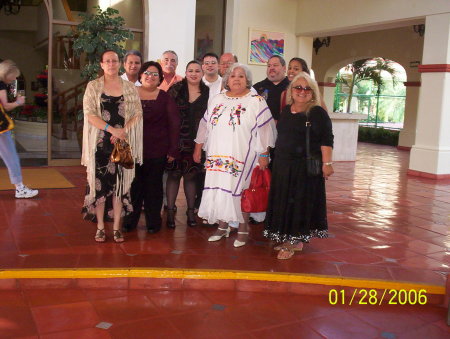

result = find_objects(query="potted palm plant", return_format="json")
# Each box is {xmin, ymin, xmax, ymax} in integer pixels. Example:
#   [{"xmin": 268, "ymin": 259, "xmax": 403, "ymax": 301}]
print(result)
[{"xmin": 338, "ymin": 57, "xmax": 398, "ymax": 113}]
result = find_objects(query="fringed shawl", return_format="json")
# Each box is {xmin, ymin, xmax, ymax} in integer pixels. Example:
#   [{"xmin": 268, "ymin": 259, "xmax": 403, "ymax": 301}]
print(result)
[{"xmin": 81, "ymin": 76, "xmax": 143, "ymax": 203}]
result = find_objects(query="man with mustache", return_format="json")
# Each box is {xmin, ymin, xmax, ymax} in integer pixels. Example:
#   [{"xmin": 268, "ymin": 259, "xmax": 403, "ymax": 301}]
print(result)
[{"xmin": 159, "ymin": 50, "xmax": 183, "ymax": 92}]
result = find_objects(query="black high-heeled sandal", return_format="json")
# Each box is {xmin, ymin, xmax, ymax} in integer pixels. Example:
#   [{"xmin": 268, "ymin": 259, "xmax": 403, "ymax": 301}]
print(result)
[
  {"xmin": 94, "ymin": 228, "xmax": 106, "ymax": 243},
  {"xmin": 186, "ymin": 208, "xmax": 197, "ymax": 227},
  {"xmin": 113, "ymin": 230, "xmax": 124, "ymax": 243},
  {"xmin": 166, "ymin": 208, "xmax": 176, "ymax": 229}
]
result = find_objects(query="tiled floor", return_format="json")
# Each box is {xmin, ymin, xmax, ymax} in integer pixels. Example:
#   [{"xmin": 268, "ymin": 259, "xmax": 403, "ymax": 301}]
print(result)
[
  {"xmin": 0, "ymin": 288, "xmax": 448, "ymax": 338},
  {"xmin": 1, "ymin": 142, "xmax": 449, "ymax": 337},
  {"xmin": 0, "ymin": 143, "xmax": 448, "ymax": 286}
]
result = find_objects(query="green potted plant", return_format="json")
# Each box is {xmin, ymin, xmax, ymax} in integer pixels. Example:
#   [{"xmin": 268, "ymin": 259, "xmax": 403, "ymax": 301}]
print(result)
[
  {"xmin": 71, "ymin": 6, "xmax": 133, "ymax": 149},
  {"xmin": 72, "ymin": 6, "xmax": 133, "ymax": 80}
]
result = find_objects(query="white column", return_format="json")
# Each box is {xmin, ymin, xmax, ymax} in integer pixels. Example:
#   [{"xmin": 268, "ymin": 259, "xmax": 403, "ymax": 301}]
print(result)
[
  {"xmin": 223, "ymin": 0, "xmax": 239, "ymax": 54},
  {"xmin": 409, "ymin": 13, "xmax": 450, "ymax": 178},
  {"xmin": 297, "ymin": 36, "xmax": 313, "ymax": 68},
  {"xmin": 320, "ymin": 84, "xmax": 336, "ymax": 112},
  {"xmin": 145, "ymin": 0, "xmax": 196, "ymax": 71},
  {"xmin": 398, "ymin": 82, "xmax": 420, "ymax": 149}
]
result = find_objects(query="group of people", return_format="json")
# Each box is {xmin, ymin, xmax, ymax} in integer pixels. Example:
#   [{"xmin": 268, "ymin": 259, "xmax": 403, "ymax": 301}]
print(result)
[{"xmin": 79, "ymin": 49, "xmax": 335, "ymax": 259}]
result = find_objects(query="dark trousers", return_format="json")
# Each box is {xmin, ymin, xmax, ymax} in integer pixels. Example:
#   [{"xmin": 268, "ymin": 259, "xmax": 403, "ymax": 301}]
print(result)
[{"xmin": 123, "ymin": 157, "xmax": 166, "ymax": 231}]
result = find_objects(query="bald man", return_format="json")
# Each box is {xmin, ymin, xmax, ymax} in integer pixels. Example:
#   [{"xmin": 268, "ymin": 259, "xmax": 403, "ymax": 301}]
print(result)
[{"xmin": 218, "ymin": 52, "xmax": 238, "ymax": 77}]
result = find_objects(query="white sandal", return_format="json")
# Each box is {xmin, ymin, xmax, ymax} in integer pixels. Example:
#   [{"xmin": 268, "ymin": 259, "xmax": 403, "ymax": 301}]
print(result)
[
  {"xmin": 208, "ymin": 227, "xmax": 230, "ymax": 242},
  {"xmin": 233, "ymin": 231, "xmax": 249, "ymax": 248}
]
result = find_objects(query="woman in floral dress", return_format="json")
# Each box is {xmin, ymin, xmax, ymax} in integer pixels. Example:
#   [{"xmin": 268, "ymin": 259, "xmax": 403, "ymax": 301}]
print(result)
[{"xmin": 81, "ymin": 50, "xmax": 143, "ymax": 243}]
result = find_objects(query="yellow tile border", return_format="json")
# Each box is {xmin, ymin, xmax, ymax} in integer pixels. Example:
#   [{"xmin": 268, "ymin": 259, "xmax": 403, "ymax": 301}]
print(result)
[{"xmin": 0, "ymin": 268, "xmax": 445, "ymax": 295}]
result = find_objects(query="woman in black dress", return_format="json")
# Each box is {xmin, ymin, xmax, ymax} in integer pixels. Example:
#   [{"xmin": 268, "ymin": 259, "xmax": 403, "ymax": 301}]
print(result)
[
  {"xmin": 81, "ymin": 50, "xmax": 143, "ymax": 243},
  {"xmin": 264, "ymin": 72, "xmax": 334, "ymax": 259},
  {"xmin": 167, "ymin": 60, "xmax": 209, "ymax": 227}
]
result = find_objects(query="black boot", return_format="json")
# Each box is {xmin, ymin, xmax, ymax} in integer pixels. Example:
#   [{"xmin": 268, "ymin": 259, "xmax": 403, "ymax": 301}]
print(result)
[
  {"xmin": 166, "ymin": 208, "xmax": 176, "ymax": 229},
  {"xmin": 186, "ymin": 208, "xmax": 197, "ymax": 227}
]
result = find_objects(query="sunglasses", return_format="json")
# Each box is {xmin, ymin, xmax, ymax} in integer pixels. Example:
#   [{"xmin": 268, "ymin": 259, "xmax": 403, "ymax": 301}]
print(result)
[
  {"xmin": 143, "ymin": 71, "xmax": 159, "ymax": 77},
  {"xmin": 293, "ymin": 85, "xmax": 312, "ymax": 93}
]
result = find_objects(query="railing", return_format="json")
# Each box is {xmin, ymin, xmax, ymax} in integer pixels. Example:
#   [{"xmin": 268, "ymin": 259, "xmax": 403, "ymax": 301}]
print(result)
[
  {"xmin": 334, "ymin": 92, "xmax": 406, "ymax": 128},
  {"xmin": 53, "ymin": 81, "xmax": 87, "ymax": 139},
  {"xmin": 53, "ymin": 35, "xmax": 80, "ymax": 69}
]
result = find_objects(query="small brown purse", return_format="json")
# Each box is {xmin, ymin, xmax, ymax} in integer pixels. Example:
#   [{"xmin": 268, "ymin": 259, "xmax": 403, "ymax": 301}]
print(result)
[{"xmin": 110, "ymin": 139, "xmax": 134, "ymax": 169}]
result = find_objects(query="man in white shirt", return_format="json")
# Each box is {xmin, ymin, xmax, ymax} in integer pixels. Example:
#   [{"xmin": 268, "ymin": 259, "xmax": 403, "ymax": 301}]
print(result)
[
  {"xmin": 201, "ymin": 52, "xmax": 222, "ymax": 101},
  {"xmin": 120, "ymin": 50, "xmax": 142, "ymax": 86}
]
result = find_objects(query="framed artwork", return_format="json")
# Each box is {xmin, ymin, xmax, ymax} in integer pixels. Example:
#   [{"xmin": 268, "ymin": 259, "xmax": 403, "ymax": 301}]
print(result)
[
  {"xmin": 196, "ymin": 34, "xmax": 213, "ymax": 60},
  {"xmin": 248, "ymin": 28, "xmax": 285, "ymax": 65}
]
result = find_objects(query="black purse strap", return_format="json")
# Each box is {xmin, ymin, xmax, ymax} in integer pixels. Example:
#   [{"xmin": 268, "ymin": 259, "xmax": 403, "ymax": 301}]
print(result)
[{"xmin": 305, "ymin": 112, "xmax": 312, "ymax": 159}]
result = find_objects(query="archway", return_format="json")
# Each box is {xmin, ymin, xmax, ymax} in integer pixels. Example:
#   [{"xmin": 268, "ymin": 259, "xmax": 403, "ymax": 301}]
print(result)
[
  {"xmin": 45, "ymin": 0, "xmax": 145, "ymax": 165},
  {"xmin": 333, "ymin": 58, "xmax": 407, "ymax": 129}
]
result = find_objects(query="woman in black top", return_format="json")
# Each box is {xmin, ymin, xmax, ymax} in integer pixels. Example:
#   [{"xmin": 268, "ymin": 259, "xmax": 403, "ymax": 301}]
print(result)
[
  {"xmin": 0, "ymin": 60, "xmax": 38, "ymax": 199},
  {"xmin": 264, "ymin": 72, "xmax": 334, "ymax": 259},
  {"xmin": 166, "ymin": 61, "xmax": 209, "ymax": 228}
]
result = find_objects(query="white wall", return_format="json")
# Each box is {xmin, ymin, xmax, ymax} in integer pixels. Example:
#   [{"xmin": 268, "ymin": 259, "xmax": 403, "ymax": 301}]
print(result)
[
  {"xmin": 225, "ymin": 0, "xmax": 298, "ymax": 83},
  {"xmin": 296, "ymin": 0, "xmax": 450, "ymax": 36},
  {"xmin": 0, "ymin": 7, "xmax": 38, "ymax": 31},
  {"xmin": 88, "ymin": 0, "xmax": 143, "ymax": 29},
  {"xmin": 146, "ymin": 0, "xmax": 196, "ymax": 72}
]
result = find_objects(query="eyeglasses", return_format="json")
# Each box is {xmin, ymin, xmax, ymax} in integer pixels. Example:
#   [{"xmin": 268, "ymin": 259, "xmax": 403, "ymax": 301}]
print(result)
[
  {"xmin": 292, "ymin": 85, "xmax": 312, "ymax": 93},
  {"xmin": 143, "ymin": 71, "xmax": 159, "ymax": 77},
  {"xmin": 220, "ymin": 61, "xmax": 234, "ymax": 66},
  {"xmin": 203, "ymin": 61, "xmax": 217, "ymax": 65}
]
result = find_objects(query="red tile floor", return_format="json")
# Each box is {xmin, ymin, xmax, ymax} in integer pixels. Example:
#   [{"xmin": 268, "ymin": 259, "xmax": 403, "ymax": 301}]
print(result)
[
  {"xmin": 0, "ymin": 289, "xmax": 448, "ymax": 338},
  {"xmin": 0, "ymin": 142, "xmax": 449, "ymax": 337}
]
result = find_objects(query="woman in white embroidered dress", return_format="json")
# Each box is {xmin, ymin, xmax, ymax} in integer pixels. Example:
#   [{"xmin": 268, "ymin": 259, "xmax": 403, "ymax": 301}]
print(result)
[{"xmin": 193, "ymin": 63, "xmax": 276, "ymax": 247}]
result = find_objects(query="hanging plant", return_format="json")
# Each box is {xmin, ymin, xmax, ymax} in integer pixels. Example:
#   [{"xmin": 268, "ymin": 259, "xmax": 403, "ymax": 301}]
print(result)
[{"xmin": 72, "ymin": 6, "xmax": 133, "ymax": 80}]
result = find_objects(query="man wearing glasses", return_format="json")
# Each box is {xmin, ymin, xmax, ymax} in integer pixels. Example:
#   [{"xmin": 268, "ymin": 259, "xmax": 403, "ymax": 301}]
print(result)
[
  {"xmin": 218, "ymin": 52, "xmax": 238, "ymax": 77},
  {"xmin": 202, "ymin": 53, "xmax": 222, "ymax": 100}
]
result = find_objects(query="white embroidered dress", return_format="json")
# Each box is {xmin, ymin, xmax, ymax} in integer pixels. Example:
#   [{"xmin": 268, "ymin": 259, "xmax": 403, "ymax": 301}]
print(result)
[{"xmin": 195, "ymin": 92, "xmax": 276, "ymax": 224}]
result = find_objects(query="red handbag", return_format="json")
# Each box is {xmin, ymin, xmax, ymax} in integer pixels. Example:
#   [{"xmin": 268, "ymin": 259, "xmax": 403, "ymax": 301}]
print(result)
[{"xmin": 241, "ymin": 166, "xmax": 271, "ymax": 213}]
